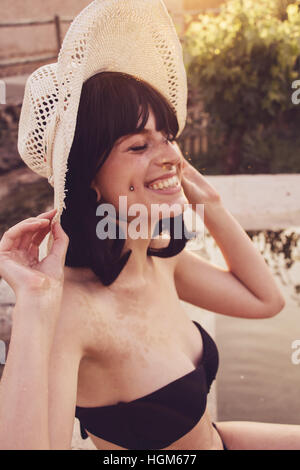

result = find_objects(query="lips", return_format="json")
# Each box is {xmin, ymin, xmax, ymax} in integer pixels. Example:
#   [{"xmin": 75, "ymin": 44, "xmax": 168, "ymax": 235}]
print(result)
[
  {"xmin": 145, "ymin": 171, "xmax": 177, "ymax": 186},
  {"xmin": 145, "ymin": 183, "xmax": 181, "ymax": 195}
]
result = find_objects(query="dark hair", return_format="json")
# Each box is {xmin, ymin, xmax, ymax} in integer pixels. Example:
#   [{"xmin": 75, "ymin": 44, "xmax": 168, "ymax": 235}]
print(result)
[{"xmin": 61, "ymin": 71, "xmax": 194, "ymax": 285}]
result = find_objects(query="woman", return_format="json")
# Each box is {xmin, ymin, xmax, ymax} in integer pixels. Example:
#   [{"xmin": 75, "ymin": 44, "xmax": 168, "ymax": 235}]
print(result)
[{"xmin": 1, "ymin": 68, "xmax": 299, "ymax": 450}]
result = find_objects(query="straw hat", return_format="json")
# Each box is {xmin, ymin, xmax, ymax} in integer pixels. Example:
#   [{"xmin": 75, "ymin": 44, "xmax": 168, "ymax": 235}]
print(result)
[{"xmin": 17, "ymin": 0, "xmax": 188, "ymax": 259}]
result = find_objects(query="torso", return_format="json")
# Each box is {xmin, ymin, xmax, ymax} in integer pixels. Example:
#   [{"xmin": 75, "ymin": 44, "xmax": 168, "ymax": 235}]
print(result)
[{"xmin": 63, "ymin": 251, "xmax": 223, "ymax": 450}]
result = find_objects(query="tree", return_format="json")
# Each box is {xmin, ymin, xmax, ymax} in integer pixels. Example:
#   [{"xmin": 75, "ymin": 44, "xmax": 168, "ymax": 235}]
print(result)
[{"xmin": 183, "ymin": 0, "xmax": 300, "ymax": 173}]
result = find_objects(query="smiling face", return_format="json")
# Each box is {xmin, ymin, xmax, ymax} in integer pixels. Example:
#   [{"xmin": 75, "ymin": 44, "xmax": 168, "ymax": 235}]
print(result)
[
  {"xmin": 62, "ymin": 72, "xmax": 192, "ymax": 285},
  {"xmin": 91, "ymin": 107, "xmax": 189, "ymax": 226}
]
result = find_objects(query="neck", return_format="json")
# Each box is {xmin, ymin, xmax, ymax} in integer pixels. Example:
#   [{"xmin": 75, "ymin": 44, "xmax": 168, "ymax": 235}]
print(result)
[{"xmin": 117, "ymin": 235, "xmax": 156, "ymax": 286}]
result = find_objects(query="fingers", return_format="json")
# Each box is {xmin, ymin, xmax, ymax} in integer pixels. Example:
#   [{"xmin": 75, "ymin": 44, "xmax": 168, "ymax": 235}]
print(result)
[
  {"xmin": 48, "ymin": 222, "xmax": 69, "ymax": 266},
  {"xmin": 28, "ymin": 223, "xmax": 53, "ymax": 261},
  {"xmin": 35, "ymin": 208, "xmax": 57, "ymax": 220},
  {"xmin": 29, "ymin": 223, "xmax": 52, "ymax": 249},
  {"xmin": 18, "ymin": 219, "xmax": 50, "ymax": 252},
  {"xmin": 0, "ymin": 209, "xmax": 57, "ymax": 252},
  {"xmin": 27, "ymin": 209, "xmax": 58, "ymax": 251},
  {"xmin": 0, "ymin": 220, "xmax": 49, "ymax": 252}
]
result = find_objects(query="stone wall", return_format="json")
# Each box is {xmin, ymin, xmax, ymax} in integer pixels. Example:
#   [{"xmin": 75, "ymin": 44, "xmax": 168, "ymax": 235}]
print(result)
[
  {"xmin": 0, "ymin": 104, "xmax": 23, "ymax": 174},
  {"xmin": 0, "ymin": 102, "xmax": 53, "ymax": 240}
]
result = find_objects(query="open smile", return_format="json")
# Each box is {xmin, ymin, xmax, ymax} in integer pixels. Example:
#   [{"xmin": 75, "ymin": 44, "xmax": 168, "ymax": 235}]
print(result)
[{"xmin": 144, "ymin": 174, "xmax": 181, "ymax": 195}]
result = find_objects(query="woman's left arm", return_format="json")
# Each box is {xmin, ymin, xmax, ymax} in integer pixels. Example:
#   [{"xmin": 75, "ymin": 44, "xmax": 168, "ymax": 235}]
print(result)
[{"xmin": 173, "ymin": 148, "xmax": 285, "ymax": 319}]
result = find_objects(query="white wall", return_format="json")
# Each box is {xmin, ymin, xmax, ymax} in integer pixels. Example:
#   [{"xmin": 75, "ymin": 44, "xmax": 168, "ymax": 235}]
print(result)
[{"xmin": 206, "ymin": 174, "xmax": 300, "ymax": 230}]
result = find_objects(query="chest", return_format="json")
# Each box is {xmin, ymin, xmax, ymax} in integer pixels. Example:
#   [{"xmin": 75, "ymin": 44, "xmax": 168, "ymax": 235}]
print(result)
[{"xmin": 76, "ymin": 259, "xmax": 204, "ymax": 407}]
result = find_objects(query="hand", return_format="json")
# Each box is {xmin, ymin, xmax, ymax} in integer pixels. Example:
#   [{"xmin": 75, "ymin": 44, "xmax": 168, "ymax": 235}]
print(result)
[
  {"xmin": 0, "ymin": 209, "xmax": 69, "ymax": 298},
  {"xmin": 177, "ymin": 147, "xmax": 221, "ymax": 207}
]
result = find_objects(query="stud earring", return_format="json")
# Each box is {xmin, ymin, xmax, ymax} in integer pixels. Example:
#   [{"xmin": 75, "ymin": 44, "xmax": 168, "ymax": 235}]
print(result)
[{"xmin": 130, "ymin": 185, "xmax": 134, "ymax": 191}]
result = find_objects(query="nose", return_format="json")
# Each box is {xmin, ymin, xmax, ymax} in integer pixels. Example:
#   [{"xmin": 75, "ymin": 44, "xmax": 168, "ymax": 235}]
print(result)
[{"xmin": 154, "ymin": 140, "xmax": 182, "ymax": 172}]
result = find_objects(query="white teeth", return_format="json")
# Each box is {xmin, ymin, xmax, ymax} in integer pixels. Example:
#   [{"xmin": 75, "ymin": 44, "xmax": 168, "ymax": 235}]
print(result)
[{"xmin": 148, "ymin": 175, "xmax": 179, "ymax": 190}]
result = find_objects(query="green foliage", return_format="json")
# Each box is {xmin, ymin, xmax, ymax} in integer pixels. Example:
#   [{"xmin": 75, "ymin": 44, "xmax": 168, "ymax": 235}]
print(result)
[
  {"xmin": 182, "ymin": 120, "xmax": 226, "ymax": 175},
  {"xmin": 183, "ymin": 0, "xmax": 300, "ymax": 173},
  {"xmin": 188, "ymin": 114, "xmax": 300, "ymax": 175},
  {"xmin": 240, "ymin": 122, "xmax": 300, "ymax": 173}
]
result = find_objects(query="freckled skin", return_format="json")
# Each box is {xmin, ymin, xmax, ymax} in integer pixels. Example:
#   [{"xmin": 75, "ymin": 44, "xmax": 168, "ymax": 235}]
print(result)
[
  {"xmin": 71, "ymin": 262, "xmax": 179, "ymax": 376},
  {"xmin": 64, "ymin": 259, "xmax": 223, "ymax": 450},
  {"xmin": 60, "ymin": 110, "xmax": 223, "ymax": 449},
  {"xmin": 90, "ymin": 109, "xmax": 188, "ymax": 225}
]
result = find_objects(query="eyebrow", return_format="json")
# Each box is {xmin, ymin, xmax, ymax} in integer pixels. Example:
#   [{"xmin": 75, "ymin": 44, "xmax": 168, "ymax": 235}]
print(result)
[{"xmin": 117, "ymin": 129, "xmax": 160, "ymax": 146}]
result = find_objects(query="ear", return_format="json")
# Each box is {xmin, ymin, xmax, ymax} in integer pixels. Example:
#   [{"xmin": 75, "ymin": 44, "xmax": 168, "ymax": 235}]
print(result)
[{"xmin": 90, "ymin": 181, "xmax": 101, "ymax": 202}]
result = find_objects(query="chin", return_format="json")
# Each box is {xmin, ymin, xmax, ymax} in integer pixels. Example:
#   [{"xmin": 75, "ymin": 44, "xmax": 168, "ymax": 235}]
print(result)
[{"xmin": 146, "ymin": 191, "xmax": 188, "ymax": 220}]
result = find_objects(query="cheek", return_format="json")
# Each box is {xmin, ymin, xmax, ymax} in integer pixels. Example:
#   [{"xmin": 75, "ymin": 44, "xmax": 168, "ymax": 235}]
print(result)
[
  {"xmin": 98, "ymin": 171, "xmax": 136, "ymax": 210},
  {"xmin": 97, "ymin": 156, "xmax": 148, "ymax": 202},
  {"xmin": 98, "ymin": 165, "xmax": 125, "ymax": 192}
]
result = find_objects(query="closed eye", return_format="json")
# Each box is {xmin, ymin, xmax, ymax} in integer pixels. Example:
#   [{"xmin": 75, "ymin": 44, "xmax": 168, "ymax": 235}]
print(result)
[
  {"xmin": 130, "ymin": 144, "xmax": 148, "ymax": 152},
  {"xmin": 129, "ymin": 137, "xmax": 176, "ymax": 152}
]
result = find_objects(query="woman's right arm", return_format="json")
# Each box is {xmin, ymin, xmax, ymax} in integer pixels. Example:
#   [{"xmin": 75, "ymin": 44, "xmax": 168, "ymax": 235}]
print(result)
[
  {"xmin": 0, "ymin": 293, "xmax": 62, "ymax": 449},
  {"xmin": 0, "ymin": 209, "xmax": 75, "ymax": 449}
]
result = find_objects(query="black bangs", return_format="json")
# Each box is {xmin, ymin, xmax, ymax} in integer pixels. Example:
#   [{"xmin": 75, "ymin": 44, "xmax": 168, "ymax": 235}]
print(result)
[
  {"xmin": 61, "ymin": 71, "xmax": 192, "ymax": 287},
  {"xmin": 82, "ymin": 71, "xmax": 180, "ymax": 175}
]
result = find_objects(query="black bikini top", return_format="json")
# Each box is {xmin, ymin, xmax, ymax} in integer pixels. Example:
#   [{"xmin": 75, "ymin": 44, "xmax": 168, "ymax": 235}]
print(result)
[{"xmin": 75, "ymin": 320, "xmax": 219, "ymax": 450}]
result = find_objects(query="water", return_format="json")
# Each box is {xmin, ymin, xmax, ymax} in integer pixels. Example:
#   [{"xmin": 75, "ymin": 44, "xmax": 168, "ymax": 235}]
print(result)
[
  {"xmin": 216, "ymin": 290, "xmax": 300, "ymax": 424},
  {"xmin": 195, "ymin": 228, "xmax": 300, "ymax": 425}
]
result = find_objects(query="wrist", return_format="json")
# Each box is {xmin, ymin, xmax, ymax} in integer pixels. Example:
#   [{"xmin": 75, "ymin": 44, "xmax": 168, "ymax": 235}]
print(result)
[
  {"xmin": 204, "ymin": 198, "xmax": 224, "ymax": 213},
  {"xmin": 16, "ymin": 277, "xmax": 63, "ymax": 301},
  {"xmin": 190, "ymin": 195, "xmax": 224, "ymax": 213},
  {"xmin": 14, "ymin": 283, "xmax": 63, "ymax": 323},
  {"xmin": 203, "ymin": 199, "xmax": 227, "ymax": 229}
]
